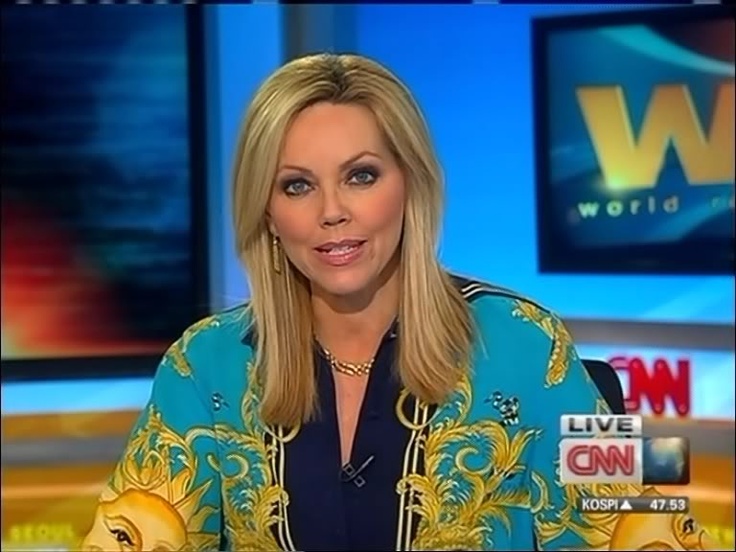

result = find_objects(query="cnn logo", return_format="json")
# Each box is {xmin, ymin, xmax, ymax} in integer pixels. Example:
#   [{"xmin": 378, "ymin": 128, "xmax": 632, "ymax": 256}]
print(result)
[
  {"xmin": 609, "ymin": 355, "xmax": 691, "ymax": 417},
  {"xmin": 560, "ymin": 414, "xmax": 643, "ymax": 484},
  {"xmin": 560, "ymin": 438, "xmax": 643, "ymax": 484}
]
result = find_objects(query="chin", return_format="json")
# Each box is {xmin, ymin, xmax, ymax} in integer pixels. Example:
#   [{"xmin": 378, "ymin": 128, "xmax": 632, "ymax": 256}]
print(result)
[
  {"xmin": 310, "ymin": 268, "xmax": 377, "ymax": 299},
  {"xmin": 318, "ymin": 276, "xmax": 373, "ymax": 298}
]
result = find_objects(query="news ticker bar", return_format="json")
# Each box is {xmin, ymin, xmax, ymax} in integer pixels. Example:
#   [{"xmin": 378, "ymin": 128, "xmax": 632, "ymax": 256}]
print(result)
[
  {"xmin": 578, "ymin": 496, "xmax": 689, "ymax": 514},
  {"xmin": 8, "ymin": 0, "xmax": 703, "ymax": 4}
]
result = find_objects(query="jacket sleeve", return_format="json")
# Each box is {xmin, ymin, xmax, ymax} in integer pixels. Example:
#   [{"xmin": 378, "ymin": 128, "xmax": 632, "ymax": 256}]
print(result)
[
  {"xmin": 528, "ymin": 315, "xmax": 720, "ymax": 551},
  {"xmin": 80, "ymin": 336, "xmax": 222, "ymax": 552}
]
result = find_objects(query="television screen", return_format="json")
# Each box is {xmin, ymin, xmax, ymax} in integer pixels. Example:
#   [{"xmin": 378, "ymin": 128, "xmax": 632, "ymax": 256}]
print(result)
[
  {"xmin": 0, "ymin": 5, "xmax": 209, "ymax": 380},
  {"xmin": 533, "ymin": 5, "xmax": 734, "ymax": 275}
]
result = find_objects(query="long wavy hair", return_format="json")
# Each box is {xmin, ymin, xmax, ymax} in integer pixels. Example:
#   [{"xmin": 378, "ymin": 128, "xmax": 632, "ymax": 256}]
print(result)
[{"xmin": 233, "ymin": 53, "xmax": 473, "ymax": 428}]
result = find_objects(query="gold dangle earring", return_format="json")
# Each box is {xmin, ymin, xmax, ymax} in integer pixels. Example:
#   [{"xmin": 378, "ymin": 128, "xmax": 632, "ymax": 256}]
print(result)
[{"xmin": 272, "ymin": 235, "xmax": 282, "ymax": 274}]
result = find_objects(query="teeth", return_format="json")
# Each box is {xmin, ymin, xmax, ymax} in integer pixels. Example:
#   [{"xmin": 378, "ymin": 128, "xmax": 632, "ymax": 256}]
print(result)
[{"xmin": 325, "ymin": 245, "xmax": 357, "ymax": 255}]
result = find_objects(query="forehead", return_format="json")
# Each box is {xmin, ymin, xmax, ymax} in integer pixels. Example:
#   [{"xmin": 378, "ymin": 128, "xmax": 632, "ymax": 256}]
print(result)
[{"xmin": 280, "ymin": 102, "xmax": 388, "ymax": 163}]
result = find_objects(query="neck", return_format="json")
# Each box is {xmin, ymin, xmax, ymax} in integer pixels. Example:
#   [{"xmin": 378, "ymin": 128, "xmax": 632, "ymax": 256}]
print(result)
[{"xmin": 311, "ymin": 258, "xmax": 400, "ymax": 361}]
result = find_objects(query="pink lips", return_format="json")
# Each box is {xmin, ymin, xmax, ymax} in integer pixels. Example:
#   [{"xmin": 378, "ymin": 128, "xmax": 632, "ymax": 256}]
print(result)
[{"xmin": 314, "ymin": 239, "xmax": 366, "ymax": 267}]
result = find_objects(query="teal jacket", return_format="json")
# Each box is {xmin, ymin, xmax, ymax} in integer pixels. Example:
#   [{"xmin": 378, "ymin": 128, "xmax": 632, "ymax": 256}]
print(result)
[{"xmin": 81, "ymin": 277, "xmax": 715, "ymax": 551}]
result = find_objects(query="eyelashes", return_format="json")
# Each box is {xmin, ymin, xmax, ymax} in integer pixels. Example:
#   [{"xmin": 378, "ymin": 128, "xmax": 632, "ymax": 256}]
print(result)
[
  {"xmin": 280, "ymin": 165, "xmax": 381, "ymax": 197},
  {"xmin": 281, "ymin": 178, "xmax": 311, "ymax": 197},
  {"xmin": 349, "ymin": 165, "xmax": 380, "ymax": 186}
]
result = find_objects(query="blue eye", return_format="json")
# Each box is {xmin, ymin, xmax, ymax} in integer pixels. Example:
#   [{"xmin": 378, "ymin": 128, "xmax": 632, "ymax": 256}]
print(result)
[
  {"xmin": 348, "ymin": 167, "xmax": 379, "ymax": 186},
  {"xmin": 282, "ymin": 179, "xmax": 311, "ymax": 197}
]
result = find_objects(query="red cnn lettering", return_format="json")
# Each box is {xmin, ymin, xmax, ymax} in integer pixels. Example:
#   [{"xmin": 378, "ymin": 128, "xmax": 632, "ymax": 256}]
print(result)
[
  {"xmin": 568, "ymin": 443, "xmax": 637, "ymax": 477},
  {"xmin": 610, "ymin": 356, "xmax": 691, "ymax": 417}
]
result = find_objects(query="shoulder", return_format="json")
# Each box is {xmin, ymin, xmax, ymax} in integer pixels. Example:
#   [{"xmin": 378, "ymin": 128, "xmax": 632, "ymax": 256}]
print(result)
[
  {"xmin": 450, "ymin": 273, "xmax": 582, "ymax": 393},
  {"xmin": 451, "ymin": 273, "xmax": 545, "ymax": 307},
  {"xmin": 160, "ymin": 303, "xmax": 255, "ymax": 388},
  {"xmin": 451, "ymin": 273, "xmax": 561, "ymax": 340},
  {"xmin": 177, "ymin": 303, "xmax": 253, "ymax": 352},
  {"xmin": 450, "ymin": 273, "xmax": 570, "ymax": 368}
]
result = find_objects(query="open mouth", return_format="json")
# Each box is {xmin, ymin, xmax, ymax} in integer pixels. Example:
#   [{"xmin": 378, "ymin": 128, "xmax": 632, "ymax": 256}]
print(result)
[
  {"xmin": 314, "ymin": 240, "xmax": 366, "ymax": 266},
  {"xmin": 315, "ymin": 242, "xmax": 364, "ymax": 255}
]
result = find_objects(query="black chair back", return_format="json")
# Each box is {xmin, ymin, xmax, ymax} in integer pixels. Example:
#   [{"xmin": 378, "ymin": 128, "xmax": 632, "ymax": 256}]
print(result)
[{"xmin": 581, "ymin": 358, "xmax": 627, "ymax": 415}]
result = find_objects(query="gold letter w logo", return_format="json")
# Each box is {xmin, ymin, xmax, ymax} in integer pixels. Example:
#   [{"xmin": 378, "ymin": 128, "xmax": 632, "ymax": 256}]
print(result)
[{"xmin": 577, "ymin": 83, "xmax": 734, "ymax": 191}]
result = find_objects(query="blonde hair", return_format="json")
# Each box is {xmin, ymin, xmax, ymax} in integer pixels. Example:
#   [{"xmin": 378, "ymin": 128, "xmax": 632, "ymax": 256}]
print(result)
[{"xmin": 233, "ymin": 53, "xmax": 473, "ymax": 428}]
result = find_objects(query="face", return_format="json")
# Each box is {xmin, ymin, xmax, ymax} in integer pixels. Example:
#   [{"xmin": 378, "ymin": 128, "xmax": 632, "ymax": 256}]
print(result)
[
  {"xmin": 81, "ymin": 489, "xmax": 187, "ymax": 551},
  {"xmin": 268, "ymin": 102, "xmax": 406, "ymax": 300}
]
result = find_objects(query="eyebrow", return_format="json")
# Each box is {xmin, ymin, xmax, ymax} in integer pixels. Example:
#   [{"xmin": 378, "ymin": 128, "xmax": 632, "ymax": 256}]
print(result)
[{"xmin": 278, "ymin": 150, "xmax": 382, "ymax": 176}]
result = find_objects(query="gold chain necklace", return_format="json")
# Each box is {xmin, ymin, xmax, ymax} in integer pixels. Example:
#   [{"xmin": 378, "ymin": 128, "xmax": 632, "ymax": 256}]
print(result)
[{"xmin": 321, "ymin": 346, "xmax": 374, "ymax": 377}]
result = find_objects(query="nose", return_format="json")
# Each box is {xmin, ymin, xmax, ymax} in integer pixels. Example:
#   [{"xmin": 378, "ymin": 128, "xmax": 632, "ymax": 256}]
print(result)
[{"xmin": 319, "ymin": 186, "xmax": 350, "ymax": 228}]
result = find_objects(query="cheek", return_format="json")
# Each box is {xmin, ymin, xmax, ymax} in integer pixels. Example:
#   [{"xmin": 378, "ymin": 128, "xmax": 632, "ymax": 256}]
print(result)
[
  {"xmin": 367, "ymin": 182, "xmax": 405, "ymax": 239},
  {"xmin": 268, "ymin": 197, "xmax": 315, "ymax": 245}
]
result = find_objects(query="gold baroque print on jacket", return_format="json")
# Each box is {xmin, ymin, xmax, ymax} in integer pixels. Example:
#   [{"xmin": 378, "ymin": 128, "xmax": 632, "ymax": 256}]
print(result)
[
  {"xmin": 396, "ymin": 372, "xmax": 542, "ymax": 551},
  {"xmin": 81, "ymin": 405, "xmax": 218, "ymax": 552},
  {"xmin": 511, "ymin": 300, "xmax": 576, "ymax": 388},
  {"xmin": 168, "ymin": 317, "xmax": 221, "ymax": 378},
  {"xmin": 189, "ymin": 362, "xmax": 295, "ymax": 552}
]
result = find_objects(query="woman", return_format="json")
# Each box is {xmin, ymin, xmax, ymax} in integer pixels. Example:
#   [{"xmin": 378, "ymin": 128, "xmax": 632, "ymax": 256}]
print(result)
[{"xmin": 82, "ymin": 54, "xmax": 718, "ymax": 551}]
